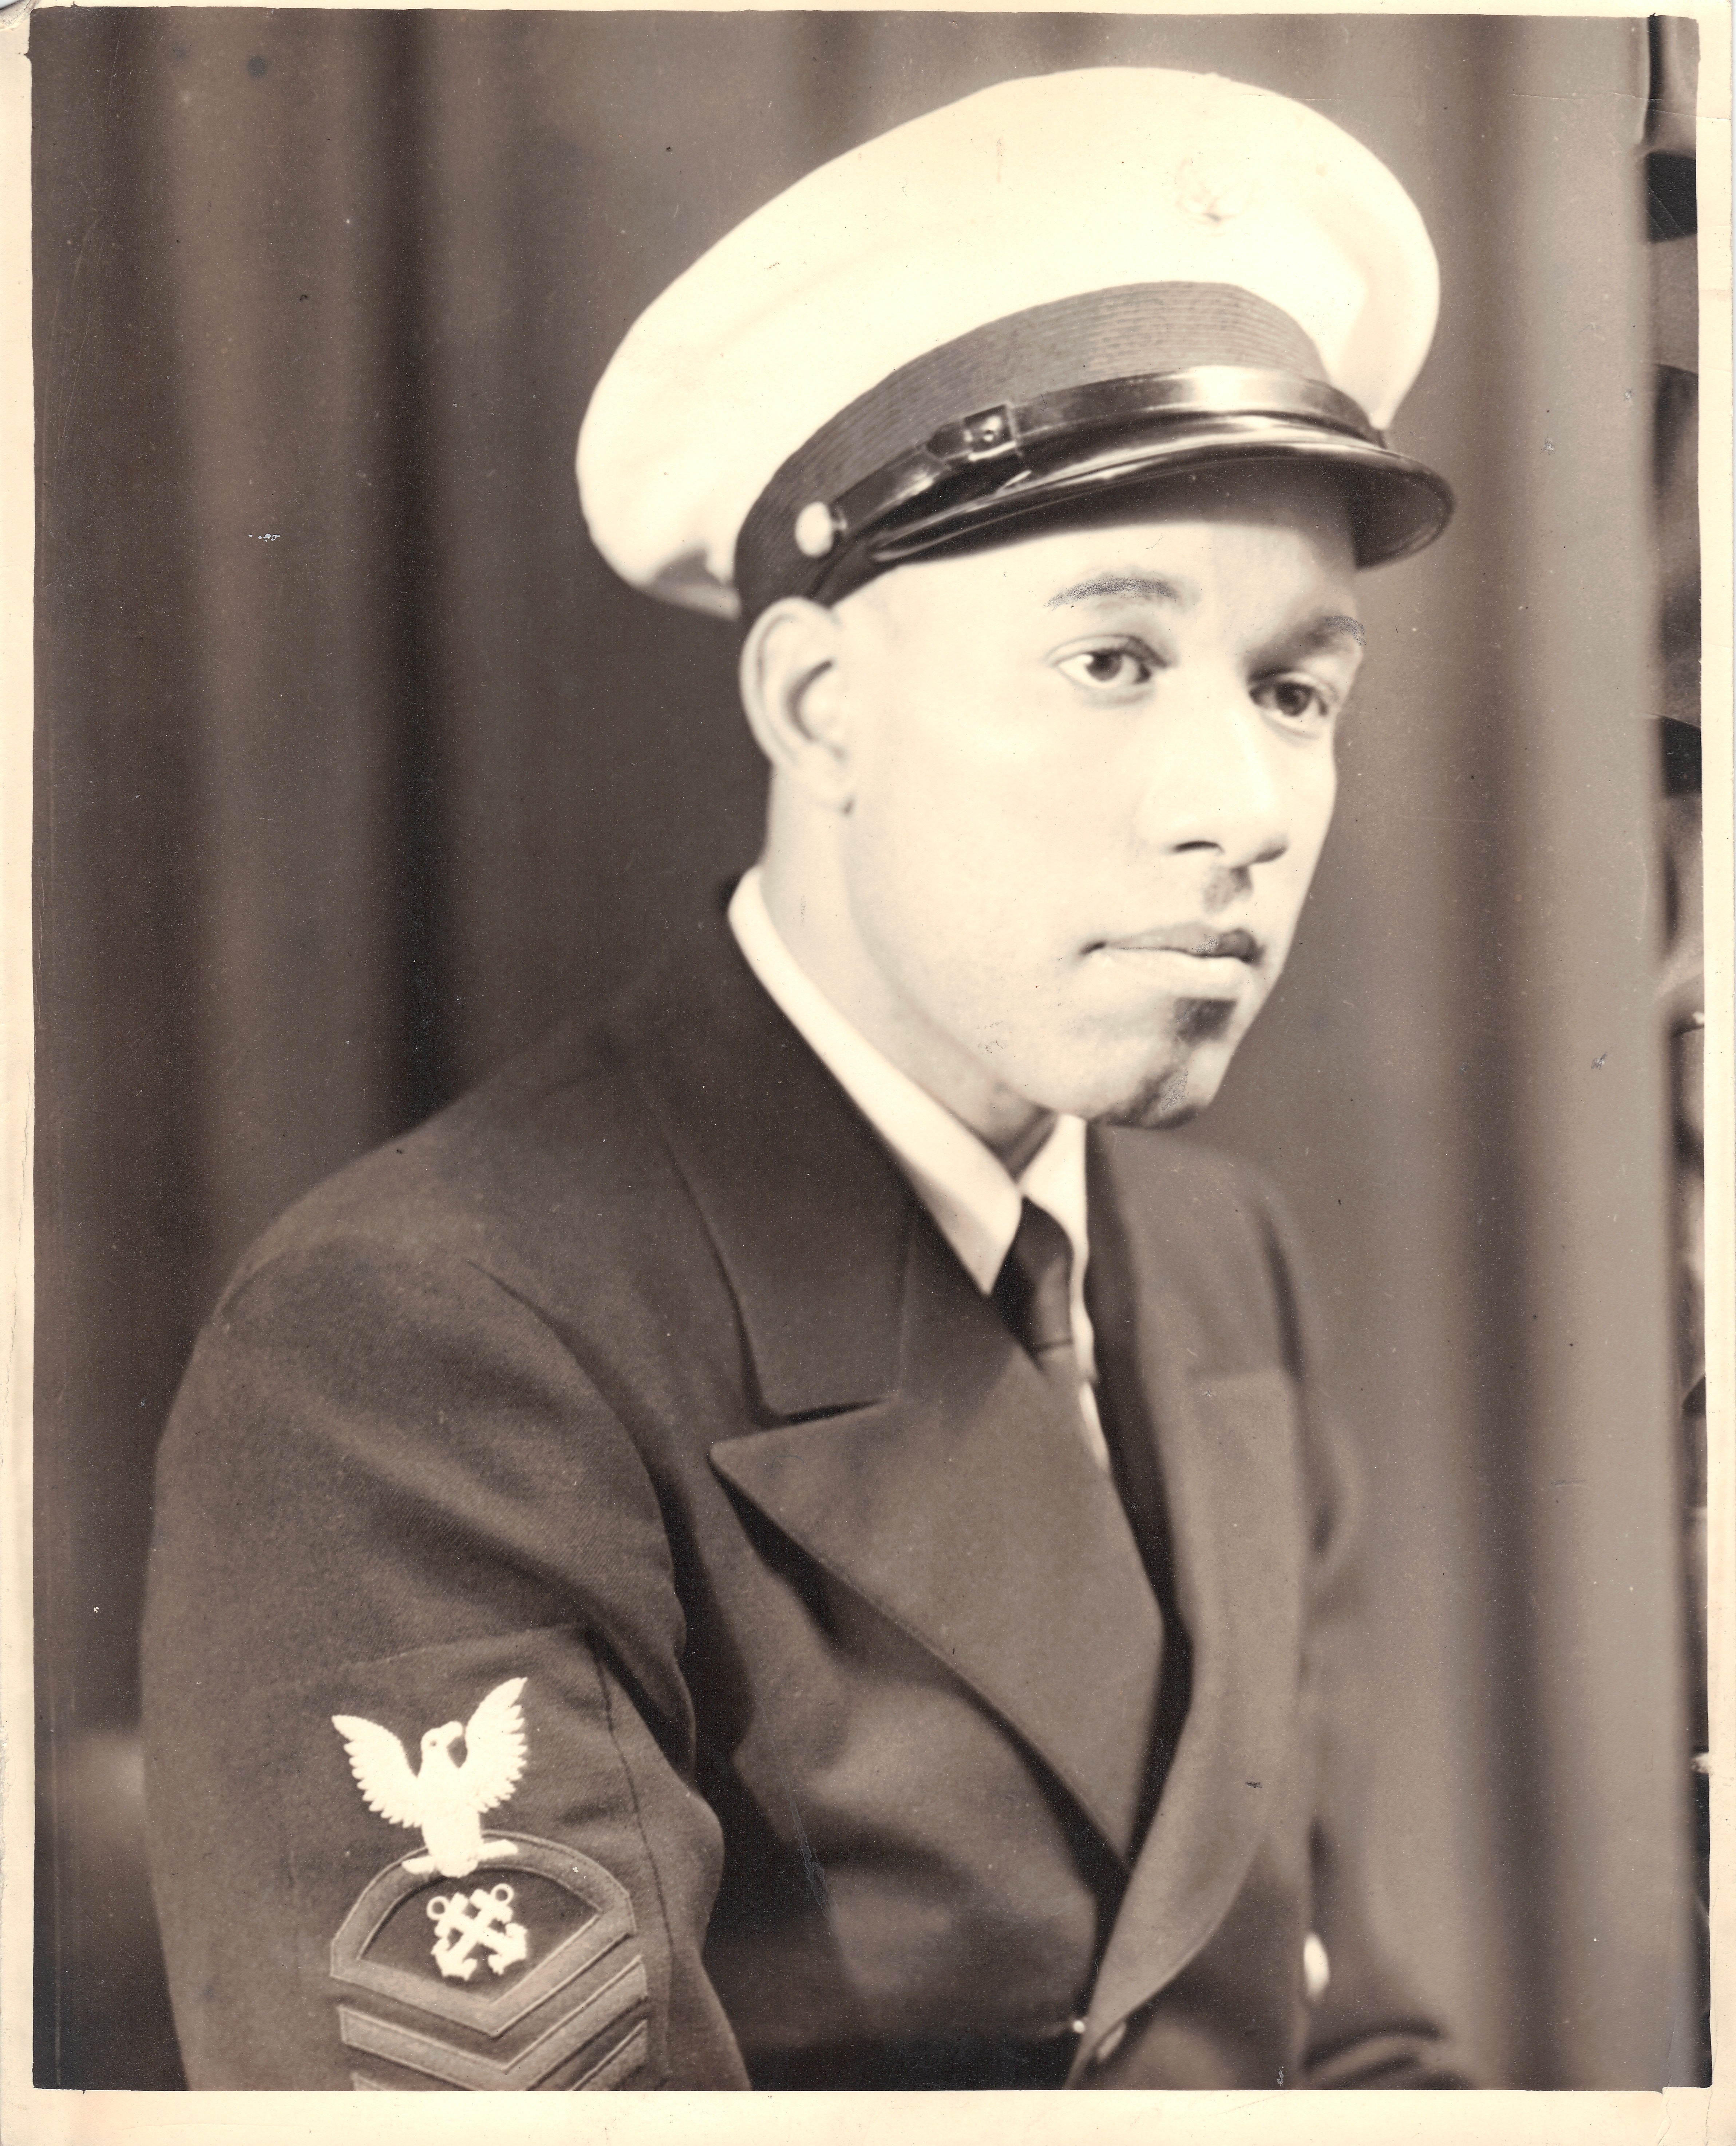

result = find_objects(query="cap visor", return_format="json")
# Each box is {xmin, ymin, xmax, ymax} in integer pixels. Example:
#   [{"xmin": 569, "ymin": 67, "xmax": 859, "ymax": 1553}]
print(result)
[{"xmin": 851, "ymin": 420, "xmax": 1453, "ymax": 579}]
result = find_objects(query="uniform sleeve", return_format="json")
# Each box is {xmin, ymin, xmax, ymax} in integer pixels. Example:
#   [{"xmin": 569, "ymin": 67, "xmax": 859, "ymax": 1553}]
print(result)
[
  {"xmin": 1255, "ymin": 1184, "xmax": 1483, "ymax": 2091},
  {"xmin": 141, "ymin": 1232, "xmax": 750, "ymax": 2090}
]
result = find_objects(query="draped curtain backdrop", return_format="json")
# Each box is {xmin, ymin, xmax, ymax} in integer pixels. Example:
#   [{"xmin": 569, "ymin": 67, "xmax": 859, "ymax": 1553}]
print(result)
[{"xmin": 33, "ymin": 11, "xmax": 1695, "ymax": 2091}]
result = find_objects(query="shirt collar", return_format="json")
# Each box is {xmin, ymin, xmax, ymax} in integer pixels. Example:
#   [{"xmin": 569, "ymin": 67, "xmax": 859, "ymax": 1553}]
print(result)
[{"xmin": 727, "ymin": 866, "xmax": 1089, "ymax": 1297}]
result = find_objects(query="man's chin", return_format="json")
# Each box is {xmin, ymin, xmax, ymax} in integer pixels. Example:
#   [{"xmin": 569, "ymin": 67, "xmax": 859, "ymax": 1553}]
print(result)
[
  {"xmin": 1096, "ymin": 1069, "xmax": 1209, "ymax": 1131},
  {"xmin": 1088, "ymin": 1007, "xmax": 1241, "ymax": 1130}
]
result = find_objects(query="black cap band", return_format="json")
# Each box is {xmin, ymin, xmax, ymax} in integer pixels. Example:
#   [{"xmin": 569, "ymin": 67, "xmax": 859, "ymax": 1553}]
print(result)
[{"xmin": 734, "ymin": 282, "xmax": 1452, "ymax": 617}]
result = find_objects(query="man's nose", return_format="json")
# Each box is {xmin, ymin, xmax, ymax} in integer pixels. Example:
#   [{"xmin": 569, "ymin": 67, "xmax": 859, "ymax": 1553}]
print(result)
[{"xmin": 1131, "ymin": 674, "xmax": 1290, "ymax": 870}]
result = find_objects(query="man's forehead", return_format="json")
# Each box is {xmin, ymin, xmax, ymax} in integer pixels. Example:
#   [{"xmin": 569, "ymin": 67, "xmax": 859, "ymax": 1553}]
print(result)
[
  {"xmin": 881, "ymin": 489, "xmax": 1360, "ymax": 604},
  {"xmin": 846, "ymin": 524, "xmax": 1365, "ymax": 661},
  {"xmin": 1040, "ymin": 574, "xmax": 1363, "ymax": 634}
]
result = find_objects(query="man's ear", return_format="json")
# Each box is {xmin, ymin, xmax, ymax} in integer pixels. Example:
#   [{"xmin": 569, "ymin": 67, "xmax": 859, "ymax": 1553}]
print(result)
[{"xmin": 738, "ymin": 597, "xmax": 855, "ymax": 810}]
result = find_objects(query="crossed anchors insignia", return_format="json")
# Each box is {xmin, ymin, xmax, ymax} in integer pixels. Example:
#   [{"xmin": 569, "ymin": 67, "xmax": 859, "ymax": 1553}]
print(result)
[
  {"xmin": 426, "ymin": 1882, "xmax": 530, "ymax": 1983},
  {"xmin": 333, "ymin": 1677, "xmax": 533, "ymax": 1979}
]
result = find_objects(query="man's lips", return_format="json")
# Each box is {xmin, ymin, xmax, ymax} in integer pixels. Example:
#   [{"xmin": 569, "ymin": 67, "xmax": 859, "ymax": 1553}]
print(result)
[{"xmin": 1094, "ymin": 926, "xmax": 1263, "ymax": 962}]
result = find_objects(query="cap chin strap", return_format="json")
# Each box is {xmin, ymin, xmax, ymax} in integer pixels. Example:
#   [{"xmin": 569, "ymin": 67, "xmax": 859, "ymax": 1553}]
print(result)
[
  {"xmin": 742, "ymin": 365, "xmax": 1451, "ymax": 612},
  {"xmin": 825, "ymin": 366, "xmax": 1383, "ymax": 549}
]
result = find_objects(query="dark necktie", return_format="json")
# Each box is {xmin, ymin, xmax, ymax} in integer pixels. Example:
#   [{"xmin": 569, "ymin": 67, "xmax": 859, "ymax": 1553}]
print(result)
[{"xmin": 994, "ymin": 1198, "xmax": 1097, "ymax": 1449}]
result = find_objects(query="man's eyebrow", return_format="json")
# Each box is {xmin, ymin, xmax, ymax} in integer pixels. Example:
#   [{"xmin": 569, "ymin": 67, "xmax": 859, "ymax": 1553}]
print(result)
[
  {"xmin": 1298, "ymin": 613, "xmax": 1365, "ymax": 651},
  {"xmin": 1045, "ymin": 573, "xmax": 1187, "ymax": 611}
]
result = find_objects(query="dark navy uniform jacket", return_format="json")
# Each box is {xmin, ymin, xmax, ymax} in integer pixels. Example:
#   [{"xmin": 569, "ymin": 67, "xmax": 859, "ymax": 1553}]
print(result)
[{"xmin": 141, "ymin": 908, "xmax": 1471, "ymax": 2091}]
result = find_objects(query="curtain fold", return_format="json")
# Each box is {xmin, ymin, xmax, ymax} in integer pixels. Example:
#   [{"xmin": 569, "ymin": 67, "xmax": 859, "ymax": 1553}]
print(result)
[{"xmin": 1479, "ymin": 17, "xmax": 1685, "ymax": 2086}]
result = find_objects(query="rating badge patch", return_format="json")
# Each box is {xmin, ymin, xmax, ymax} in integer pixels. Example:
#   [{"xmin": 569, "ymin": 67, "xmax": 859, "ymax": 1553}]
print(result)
[
  {"xmin": 327, "ymin": 1680, "xmax": 647, "ymax": 2090},
  {"xmin": 331, "ymin": 1831, "xmax": 649, "ymax": 2090}
]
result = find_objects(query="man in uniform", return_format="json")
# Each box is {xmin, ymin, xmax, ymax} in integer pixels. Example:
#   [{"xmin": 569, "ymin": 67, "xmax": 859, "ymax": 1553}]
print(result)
[{"xmin": 142, "ymin": 68, "xmax": 1475, "ymax": 2091}]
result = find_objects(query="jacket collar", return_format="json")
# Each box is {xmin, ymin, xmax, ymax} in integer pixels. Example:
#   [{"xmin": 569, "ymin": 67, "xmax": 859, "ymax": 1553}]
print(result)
[
  {"xmin": 608, "ymin": 905, "xmax": 909, "ymax": 1418},
  {"xmin": 726, "ymin": 865, "xmax": 1092, "ymax": 1304}
]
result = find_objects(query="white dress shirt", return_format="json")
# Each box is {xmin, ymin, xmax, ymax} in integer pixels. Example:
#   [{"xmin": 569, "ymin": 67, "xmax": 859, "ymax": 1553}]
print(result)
[{"xmin": 728, "ymin": 868, "xmax": 1110, "ymax": 1470}]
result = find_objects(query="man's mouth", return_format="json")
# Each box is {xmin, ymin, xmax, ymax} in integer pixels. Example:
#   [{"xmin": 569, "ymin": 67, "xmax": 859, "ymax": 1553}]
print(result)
[{"xmin": 1094, "ymin": 926, "xmax": 1263, "ymax": 963}]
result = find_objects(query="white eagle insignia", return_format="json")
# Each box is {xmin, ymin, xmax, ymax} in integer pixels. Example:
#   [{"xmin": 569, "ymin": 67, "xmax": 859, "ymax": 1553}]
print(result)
[{"xmin": 332, "ymin": 1676, "xmax": 529, "ymax": 1878}]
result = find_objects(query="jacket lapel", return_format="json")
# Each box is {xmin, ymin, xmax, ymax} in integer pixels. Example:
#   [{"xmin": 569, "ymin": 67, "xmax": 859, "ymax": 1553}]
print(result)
[
  {"xmin": 1073, "ymin": 1134, "xmax": 1310, "ymax": 2064},
  {"xmin": 616, "ymin": 915, "xmax": 1164, "ymax": 1864},
  {"xmin": 712, "ymin": 1216, "xmax": 1165, "ymax": 1863}
]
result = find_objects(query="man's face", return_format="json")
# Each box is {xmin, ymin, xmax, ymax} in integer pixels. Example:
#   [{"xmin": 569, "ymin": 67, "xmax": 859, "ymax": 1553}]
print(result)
[{"xmin": 824, "ymin": 465, "xmax": 1361, "ymax": 1129}]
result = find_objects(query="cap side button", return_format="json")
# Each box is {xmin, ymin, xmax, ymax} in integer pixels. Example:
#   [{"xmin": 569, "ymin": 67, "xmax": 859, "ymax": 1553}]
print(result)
[{"xmin": 793, "ymin": 501, "xmax": 839, "ymax": 558}]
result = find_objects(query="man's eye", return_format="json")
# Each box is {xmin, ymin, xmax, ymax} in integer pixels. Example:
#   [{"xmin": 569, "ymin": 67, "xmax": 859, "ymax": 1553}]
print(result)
[
  {"xmin": 1054, "ymin": 645, "xmax": 1155, "ymax": 691},
  {"xmin": 1257, "ymin": 677, "xmax": 1335, "ymax": 726}
]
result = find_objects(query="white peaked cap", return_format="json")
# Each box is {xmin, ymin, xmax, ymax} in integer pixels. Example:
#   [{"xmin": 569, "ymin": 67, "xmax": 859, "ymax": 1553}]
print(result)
[{"xmin": 578, "ymin": 67, "xmax": 1448, "ymax": 619}]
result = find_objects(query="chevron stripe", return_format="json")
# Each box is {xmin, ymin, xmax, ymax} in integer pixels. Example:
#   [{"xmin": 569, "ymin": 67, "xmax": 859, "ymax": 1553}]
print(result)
[
  {"xmin": 349, "ymin": 2023, "xmax": 649, "ymax": 2095},
  {"xmin": 339, "ymin": 1953, "xmax": 647, "ymax": 2090},
  {"xmin": 569, "ymin": 2020, "xmax": 649, "ymax": 2091}
]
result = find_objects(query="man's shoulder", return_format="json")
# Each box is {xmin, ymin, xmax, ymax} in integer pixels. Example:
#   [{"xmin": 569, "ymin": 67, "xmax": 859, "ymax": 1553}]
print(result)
[
  {"xmin": 208, "ymin": 909, "xmax": 833, "ymax": 1340},
  {"xmin": 225, "ymin": 995, "xmax": 685, "ymax": 1312},
  {"xmin": 1094, "ymin": 1124, "xmax": 1288, "ymax": 1248}
]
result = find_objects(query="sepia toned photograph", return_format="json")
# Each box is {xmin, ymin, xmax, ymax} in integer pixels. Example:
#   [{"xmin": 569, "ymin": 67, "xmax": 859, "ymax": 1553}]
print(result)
[{"xmin": 22, "ymin": 4, "xmax": 1717, "ymax": 2113}]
